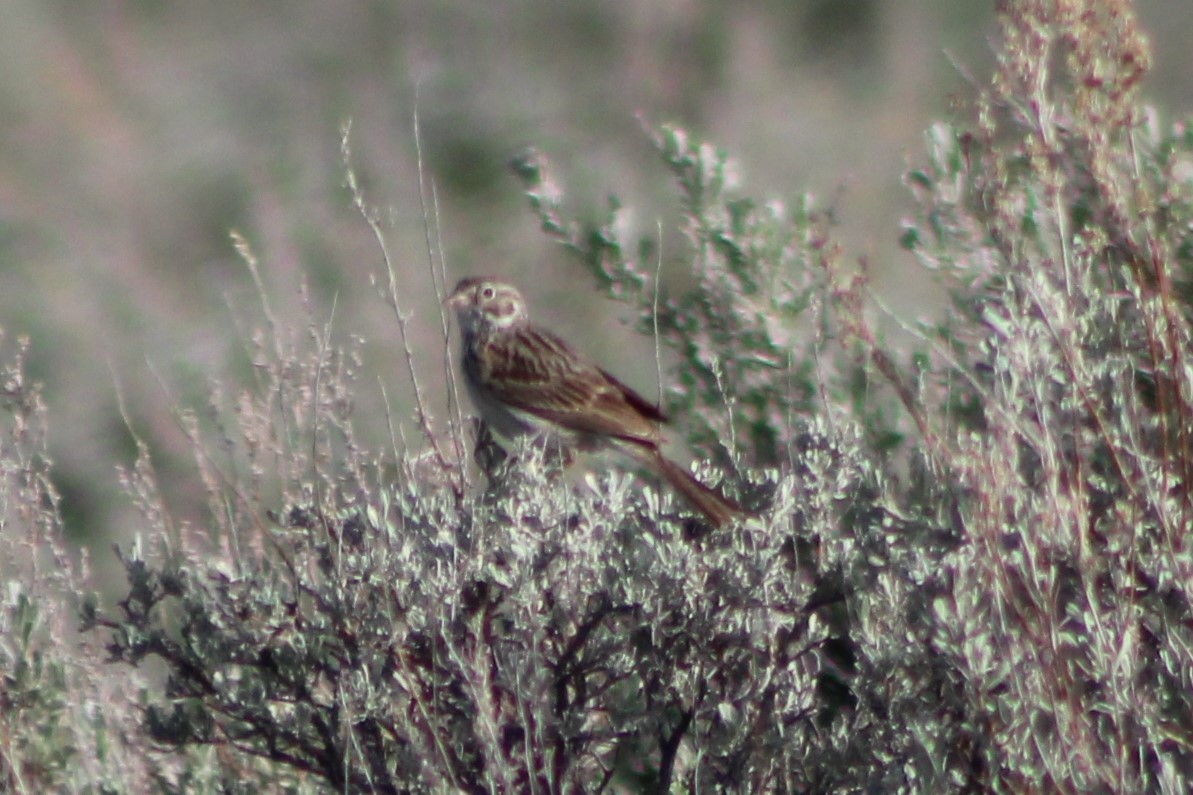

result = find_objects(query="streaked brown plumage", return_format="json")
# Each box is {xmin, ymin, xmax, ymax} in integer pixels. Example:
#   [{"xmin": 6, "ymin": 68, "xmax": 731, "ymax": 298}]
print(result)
[{"xmin": 446, "ymin": 276, "xmax": 740, "ymax": 528}]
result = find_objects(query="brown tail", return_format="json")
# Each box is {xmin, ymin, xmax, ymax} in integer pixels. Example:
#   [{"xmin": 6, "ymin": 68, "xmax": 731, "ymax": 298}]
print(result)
[{"xmin": 647, "ymin": 450, "xmax": 742, "ymax": 529}]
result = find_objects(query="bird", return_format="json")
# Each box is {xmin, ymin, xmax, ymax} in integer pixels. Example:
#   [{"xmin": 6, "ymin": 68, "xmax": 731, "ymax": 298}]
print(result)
[{"xmin": 445, "ymin": 275, "xmax": 740, "ymax": 528}]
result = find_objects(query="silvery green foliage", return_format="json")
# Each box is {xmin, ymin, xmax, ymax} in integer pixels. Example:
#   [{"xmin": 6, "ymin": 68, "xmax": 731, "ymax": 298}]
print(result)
[
  {"xmin": 512, "ymin": 130, "xmax": 847, "ymax": 470},
  {"xmin": 0, "ymin": 336, "xmax": 152, "ymax": 793},
  {"xmin": 91, "ymin": 224, "xmax": 974, "ymax": 792},
  {"xmin": 102, "ymin": 353, "xmax": 931, "ymax": 792},
  {"xmin": 88, "ymin": 7, "xmax": 1193, "ymax": 793},
  {"xmin": 894, "ymin": 6, "xmax": 1193, "ymax": 790}
]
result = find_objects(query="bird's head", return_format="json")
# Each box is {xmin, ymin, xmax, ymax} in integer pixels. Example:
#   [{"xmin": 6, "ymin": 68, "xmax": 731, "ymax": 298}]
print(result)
[{"xmin": 445, "ymin": 277, "xmax": 529, "ymax": 335}]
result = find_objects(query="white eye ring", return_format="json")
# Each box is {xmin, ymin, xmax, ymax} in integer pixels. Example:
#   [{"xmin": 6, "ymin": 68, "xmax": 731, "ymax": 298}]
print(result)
[{"xmin": 481, "ymin": 286, "xmax": 495, "ymax": 299}]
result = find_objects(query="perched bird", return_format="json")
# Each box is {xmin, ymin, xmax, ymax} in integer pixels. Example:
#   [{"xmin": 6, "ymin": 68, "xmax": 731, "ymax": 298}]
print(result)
[{"xmin": 445, "ymin": 276, "xmax": 740, "ymax": 528}]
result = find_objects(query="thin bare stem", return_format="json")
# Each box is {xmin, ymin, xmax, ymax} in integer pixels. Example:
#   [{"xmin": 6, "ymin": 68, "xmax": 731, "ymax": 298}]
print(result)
[{"xmin": 340, "ymin": 121, "xmax": 458, "ymax": 494}]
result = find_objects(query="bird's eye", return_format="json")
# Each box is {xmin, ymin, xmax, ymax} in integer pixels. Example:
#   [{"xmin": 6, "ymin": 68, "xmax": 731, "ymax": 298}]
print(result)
[{"xmin": 481, "ymin": 286, "xmax": 495, "ymax": 300}]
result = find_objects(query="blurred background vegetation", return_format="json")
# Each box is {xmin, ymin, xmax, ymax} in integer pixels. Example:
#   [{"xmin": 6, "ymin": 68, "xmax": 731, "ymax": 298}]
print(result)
[{"xmin": 1, "ymin": 0, "xmax": 1189, "ymax": 558}]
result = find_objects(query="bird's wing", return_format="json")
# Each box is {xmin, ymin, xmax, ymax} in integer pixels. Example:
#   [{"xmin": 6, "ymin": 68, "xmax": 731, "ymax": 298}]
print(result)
[{"xmin": 481, "ymin": 326, "xmax": 663, "ymax": 444}]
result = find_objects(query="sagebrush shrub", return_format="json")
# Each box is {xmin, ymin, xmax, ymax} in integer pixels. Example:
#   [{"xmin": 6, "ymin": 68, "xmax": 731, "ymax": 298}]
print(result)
[{"xmin": 3, "ymin": 1, "xmax": 1191, "ymax": 792}]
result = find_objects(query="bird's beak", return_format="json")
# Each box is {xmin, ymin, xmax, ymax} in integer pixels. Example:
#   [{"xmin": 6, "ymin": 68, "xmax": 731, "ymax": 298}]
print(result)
[{"xmin": 444, "ymin": 290, "xmax": 467, "ymax": 310}]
